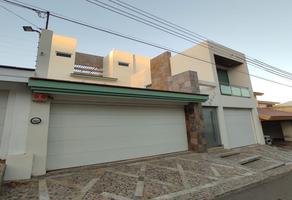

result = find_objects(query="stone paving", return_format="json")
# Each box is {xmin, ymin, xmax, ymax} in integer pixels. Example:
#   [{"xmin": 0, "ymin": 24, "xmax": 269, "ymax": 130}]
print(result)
[{"xmin": 2, "ymin": 145, "xmax": 292, "ymax": 200}]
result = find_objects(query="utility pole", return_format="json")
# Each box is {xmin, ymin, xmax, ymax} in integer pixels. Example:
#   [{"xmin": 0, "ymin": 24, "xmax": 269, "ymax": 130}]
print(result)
[{"xmin": 45, "ymin": 11, "xmax": 50, "ymax": 29}]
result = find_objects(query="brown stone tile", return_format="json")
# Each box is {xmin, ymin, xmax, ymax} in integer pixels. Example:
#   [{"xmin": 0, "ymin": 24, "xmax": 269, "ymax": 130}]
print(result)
[
  {"xmin": 89, "ymin": 171, "xmax": 137, "ymax": 199},
  {"xmin": 185, "ymin": 172, "xmax": 217, "ymax": 188},
  {"xmin": 176, "ymin": 159, "xmax": 215, "ymax": 177},
  {"xmin": 143, "ymin": 179, "xmax": 181, "ymax": 199},
  {"xmin": 0, "ymin": 181, "xmax": 39, "ymax": 200},
  {"xmin": 145, "ymin": 165, "xmax": 183, "ymax": 187},
  {"xmin": 148, "ymin": 158, "xmax": 178, "ymax": 169},
  {"xmin": 47, "ymin": 179, "xmax": 81, "ymax": 200},
  {"xmin": 110, "ymin": 164, "xmax": 143, "ymax": 176}
]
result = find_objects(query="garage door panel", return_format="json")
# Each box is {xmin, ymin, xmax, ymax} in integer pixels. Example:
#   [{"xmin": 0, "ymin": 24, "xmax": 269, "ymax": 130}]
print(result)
[
  {"xmin": 47, "ymin": 140, "xmax": 184, "ymax": 170},
  {"xmin": 48, "ymin": 124, "xmax": 186, "ymax": 155},
  {"xmin": 0, "ymin": 91, "xmax": 8, "ymax": 144},
  {"xmin": 47, "ymin": 103, "xmax": 188, "ymax": 170},
  {"xmin": 48, "ymin": 123, "xmax": 184, "ymax": 142},
  {"xmin": 49, "ymin": 113, "xmax": 184, "ymax": 128},
  {"xmin": 224, "ymin": 109, "xmax": 256, "ymax": 148}
]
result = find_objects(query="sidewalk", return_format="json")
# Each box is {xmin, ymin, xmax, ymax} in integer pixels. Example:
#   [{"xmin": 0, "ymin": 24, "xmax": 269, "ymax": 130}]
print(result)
[{"xmin": 1, "ymin": 145, "xmax": 292, "ymax": 200}]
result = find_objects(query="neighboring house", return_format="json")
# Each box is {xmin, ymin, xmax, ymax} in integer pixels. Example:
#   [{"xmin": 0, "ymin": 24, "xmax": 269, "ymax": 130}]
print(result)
[
  {"xmin": 0, "ymin": 30, "xmax": 208, "ymax": 180},
  {"xmin": 274, "ymin": 101, "xmax": 292, "ymax": 112},
  {"xmin": 255, "ymin": 92, "xmax": 292, "ymax": 142},
  {"xmin": 0, "ymin": 29, "xmax": 265, "ymax": 180}
]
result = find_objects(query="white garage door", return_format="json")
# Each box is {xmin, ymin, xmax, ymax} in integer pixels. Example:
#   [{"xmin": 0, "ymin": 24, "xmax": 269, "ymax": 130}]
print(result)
[
  {"xmin": 0, "ymin": 91, "xmax": 8, "ymax": 144},
  {"xmin": 224, "ymin": 109, "xmax": 256, "ymax": 148},
  {"xmin": 47, "ymin": 103, "xmax": 188, "ymax": 170}
]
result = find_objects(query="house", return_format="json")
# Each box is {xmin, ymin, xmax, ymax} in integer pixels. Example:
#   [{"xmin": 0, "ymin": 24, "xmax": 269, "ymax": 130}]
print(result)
[
  {"xmin": 151, "ymin": 41, "xmax": 265, "ymax": 149},
  {"xmin": 0, "ymin": 29, "xmax": 265, "ymax": 180},
  {"xmin": 255, "ymin": 92, "xmax": 292, "ymax": 142},
  {"xmin": 274, "ymin": 101, "xmax": 292, "ymax": 112},
  {"xmin": 0, "ymin": 30, "xmax": 208, "ymax": 180}
]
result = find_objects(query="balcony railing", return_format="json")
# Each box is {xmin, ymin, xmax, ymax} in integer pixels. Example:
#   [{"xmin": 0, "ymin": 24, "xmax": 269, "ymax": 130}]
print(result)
[
  {"xmin": 73, "ymin": 64, "xmax": 103, "ymax": 77},
  {"xmin": 220, "ymin": 84, "xmax": 251, "ymax": 98}
]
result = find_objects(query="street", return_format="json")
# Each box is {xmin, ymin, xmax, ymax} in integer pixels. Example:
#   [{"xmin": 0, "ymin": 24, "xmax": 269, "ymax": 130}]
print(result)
[{"xmin": 217, "ymin": 171, "xmax": 292, "ymax": 200}]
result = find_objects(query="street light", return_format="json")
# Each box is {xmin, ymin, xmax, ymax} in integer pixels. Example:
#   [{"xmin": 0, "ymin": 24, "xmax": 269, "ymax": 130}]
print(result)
[{"xmin": 22, "ymin": 26, "xmax": 41, "ymax": 34}]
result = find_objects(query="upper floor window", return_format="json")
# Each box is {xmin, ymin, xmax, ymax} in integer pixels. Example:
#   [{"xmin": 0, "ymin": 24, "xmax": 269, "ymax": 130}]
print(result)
[
  {"xmin": 118, "ymin": 62, "xmax": 129, "ymax": 67},
  {"xmin": 217, "ymin": 68, "xmax": 229, "ymax": 85},
  {"xmin": 56, "ymin": 51, "xmax": 72, "ymax": 58}
]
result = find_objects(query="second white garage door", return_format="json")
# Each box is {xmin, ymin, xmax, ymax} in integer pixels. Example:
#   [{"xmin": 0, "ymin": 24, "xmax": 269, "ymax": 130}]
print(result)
[
  {"xmin": 47, "ymin": 103, "xmax": 188, "ymax": 170},
  {"xmin": 224, "ymin": 108, "xmax": 256, "ymax": 148}
]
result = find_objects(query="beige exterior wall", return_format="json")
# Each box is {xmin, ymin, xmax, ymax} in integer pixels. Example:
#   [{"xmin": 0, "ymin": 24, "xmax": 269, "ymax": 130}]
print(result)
[
  {"xmin": 170, "ymin": 41, "xmax": 215, "ymax": 83},
  {"xmin": 36, "ymin": 30, "xmax": 151, "ymax": 88},
  {"xmin": 275, "ymin": 106, "xmax": 292, "ymax": 112},
  {"xmin": 171, "ymin": 41, "xmax": 264, "ymax": 148}
]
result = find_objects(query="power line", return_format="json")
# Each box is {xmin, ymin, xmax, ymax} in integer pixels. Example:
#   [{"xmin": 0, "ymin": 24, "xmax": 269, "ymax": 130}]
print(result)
[
  {"xmin": 3, "ymin": 0, "xmax": 291, "ymax": 81},
  {"xmin": 96, "ymin": 0, "xmax": 292, "ymax": 80},
  {"xmin": 1, "ymin": 0, "xmax": 292, "ymax": 88},
  {"xmin": 107, "ymin": 0, "xmax": 292, "ymax": 78},
  {"xmin": 0, "ymin": 3, "xmax": 40, "ymax": 29}
]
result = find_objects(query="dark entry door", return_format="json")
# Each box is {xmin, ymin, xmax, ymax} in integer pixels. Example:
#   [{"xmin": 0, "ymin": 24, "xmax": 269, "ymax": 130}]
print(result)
[{"xmin": 202, "ymin": 107, "xmax": 221, "ymax": 147}]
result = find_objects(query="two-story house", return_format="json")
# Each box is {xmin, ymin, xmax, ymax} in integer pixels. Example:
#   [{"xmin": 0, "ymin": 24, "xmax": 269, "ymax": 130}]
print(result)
[
  {"xmin": 0, "ymin": 30, "xmax": 208, "ymax": 180},
  {"xmin": 0, "ymin": 29, "xmax": 264, "ymax": 181}
]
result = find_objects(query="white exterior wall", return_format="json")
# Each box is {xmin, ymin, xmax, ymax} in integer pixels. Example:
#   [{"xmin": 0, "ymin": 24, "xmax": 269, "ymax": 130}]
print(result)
[{"xmin": 0, "ymin": 82, "xmax": 33, "ymax": 180}]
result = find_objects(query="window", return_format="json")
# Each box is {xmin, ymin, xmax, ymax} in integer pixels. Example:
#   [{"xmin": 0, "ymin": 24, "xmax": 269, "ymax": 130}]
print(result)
[
  {"xmin": 118, "ymin": 62, "xmax": 129, "ymax": 67},
  {"xmin": 217, "ymin": 69, "xmax": 230, "ymax": 85},
  {"xmin": 56, "ymin": 51, "xmax": 71, "ymax": 58}
]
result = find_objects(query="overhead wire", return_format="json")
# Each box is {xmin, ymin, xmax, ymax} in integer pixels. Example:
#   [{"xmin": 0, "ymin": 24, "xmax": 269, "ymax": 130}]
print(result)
[
  {"xmin": 94, "ymin": 0, "xmax": 292, "ymax": 79},
  {"xmin": 1, "ymin": 0, "xmax": 292, "ymax": 88},
  {"xmin": 0, "ymin": 3, "xmax": 40, "ymax": 29}
]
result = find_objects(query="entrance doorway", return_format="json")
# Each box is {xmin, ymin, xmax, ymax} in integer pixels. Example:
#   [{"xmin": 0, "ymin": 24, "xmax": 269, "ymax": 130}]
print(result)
[{"xmin": 202, "ymin": 107, "xmax": 221, "ymax": 147}]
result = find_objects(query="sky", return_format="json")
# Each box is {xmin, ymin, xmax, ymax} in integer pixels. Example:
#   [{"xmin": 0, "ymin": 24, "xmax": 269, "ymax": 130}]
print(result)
[{"xmin": 0, "ymin": 0, "xmax": 292, "ymax": 103}]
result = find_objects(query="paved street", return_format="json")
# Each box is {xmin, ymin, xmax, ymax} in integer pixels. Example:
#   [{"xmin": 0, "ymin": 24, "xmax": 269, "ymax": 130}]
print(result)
[
  {"xmin": 2, "ymin": 145, "xmax": 292, "ymax": 200},
  {"xmin": 216, "ymin": 170, "xmax": 292, "ymax": 200}
]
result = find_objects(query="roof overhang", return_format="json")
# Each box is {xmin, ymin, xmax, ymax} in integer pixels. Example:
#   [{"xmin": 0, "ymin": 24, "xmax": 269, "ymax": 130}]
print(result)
[
  {"xmin": 28, "ymin": 78, "xmax": 208, "ymax": 103},
  {"xmin": 258, "ymin": 108, "xmax": 292, "ymax": 121}
]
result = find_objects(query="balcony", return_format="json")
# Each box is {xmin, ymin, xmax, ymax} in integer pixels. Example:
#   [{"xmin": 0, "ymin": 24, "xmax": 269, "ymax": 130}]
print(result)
[
  {"xmin": 72, "ymin": 64, "xmax": 103, "ymax": 78},
  {"xmin": 220, "ymin": 84, "xmax": 251, "ymax": 98}
]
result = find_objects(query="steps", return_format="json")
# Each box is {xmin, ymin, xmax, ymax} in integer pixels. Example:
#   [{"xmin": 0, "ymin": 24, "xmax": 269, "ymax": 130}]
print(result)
[{"xmin": 238, "ymin": 155, "xmax": 261, "ymax": 165}]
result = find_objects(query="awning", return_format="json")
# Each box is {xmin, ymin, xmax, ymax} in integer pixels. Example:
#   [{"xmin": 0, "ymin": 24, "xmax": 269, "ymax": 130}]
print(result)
[
  {"xmin": 258, "ymin": 108, "xmax": 292, "ymax": 121},
  {"xmin": 28, "ymin": 77, "xmax": 208, "ymax": 103}
]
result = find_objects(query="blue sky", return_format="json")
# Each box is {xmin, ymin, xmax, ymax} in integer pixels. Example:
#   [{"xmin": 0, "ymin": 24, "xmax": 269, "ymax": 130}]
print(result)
[{"xmin": 0, "ymin": 0, "xmax": 292, "ymax": 102}]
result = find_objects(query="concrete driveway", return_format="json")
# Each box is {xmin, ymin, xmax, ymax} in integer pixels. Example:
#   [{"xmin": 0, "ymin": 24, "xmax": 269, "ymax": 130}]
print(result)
[{"xmin": 2, "ymin": 145, "xmax": 292, "ymax": 200}]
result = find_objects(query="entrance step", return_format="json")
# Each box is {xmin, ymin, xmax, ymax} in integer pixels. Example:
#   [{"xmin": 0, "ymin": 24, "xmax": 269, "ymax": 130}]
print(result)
[
  {"xmin": 238, "ymin": 155, "xmax": 261, "ymax": 165},
  {"xmin": 219, "ymin": 151, "xmax": 241, "ymax": 158},
  {"xmin": 262, "ymin": 162, "xmax": 285, "ymax": 171}
]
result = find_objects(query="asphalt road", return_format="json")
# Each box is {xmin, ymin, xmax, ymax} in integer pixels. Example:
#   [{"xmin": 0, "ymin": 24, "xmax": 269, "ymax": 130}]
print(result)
[{"xmin": 216, "ymin": 171, "xmax": 292, "ymax": 200}]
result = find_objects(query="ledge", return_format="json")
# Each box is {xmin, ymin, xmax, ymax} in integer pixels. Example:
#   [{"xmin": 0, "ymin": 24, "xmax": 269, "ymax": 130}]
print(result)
[
  {"xmin": 70, "ymin": 72, "xmax": 118, "ymax": 81},
  {"xmin": 28, "ymin": 77, "xmax": 209, "ymax": 103}
]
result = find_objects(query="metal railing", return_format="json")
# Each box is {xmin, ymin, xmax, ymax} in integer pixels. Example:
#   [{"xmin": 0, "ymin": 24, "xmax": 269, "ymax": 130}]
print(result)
[
  {"xmin": 73, "ymin": 64, "xmax": 103, "ymax": 77},
  {"xmin": 220, "ymin": 84, "xmax": 251, "ymax": 98}
]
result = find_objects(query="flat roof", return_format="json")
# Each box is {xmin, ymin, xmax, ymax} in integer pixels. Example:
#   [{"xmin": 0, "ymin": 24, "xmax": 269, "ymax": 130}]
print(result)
[
  {"xmin": 0, "ymin": 65, "xmax": 35, "ymax": 71},
  {"xmin": 258, "ymin": 108, "xmax": 292, "ymax": 121}
]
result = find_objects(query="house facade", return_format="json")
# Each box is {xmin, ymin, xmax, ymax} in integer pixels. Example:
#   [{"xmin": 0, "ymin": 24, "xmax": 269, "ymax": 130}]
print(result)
[
  {"xmin": 0, "ymin": 30, "xmax": 208, "ymax": 180},
  {"xmin": 0, "ymin": 29, "xmax": 264, "ymax": 180},
  {"xmin": 152, "ymin": 42, "xmax": 265, "ymax": 149}
]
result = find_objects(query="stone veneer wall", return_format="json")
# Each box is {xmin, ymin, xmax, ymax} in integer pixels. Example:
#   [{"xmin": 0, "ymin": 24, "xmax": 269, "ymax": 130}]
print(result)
[
  {"xmin": 75, "ymin": 52, "xmax": 103, "ymax": 68},
  {"xmin": 150, "ymin": 52, "xmax": 172, "ymax": 91},
  {"xmin": 0, "ymin": 161, "xmax": 5, "ymax": 191},
  {"xmin": 150, "ymin": 52, "xmax": 207, "ymax": 152}
]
